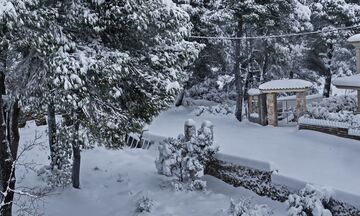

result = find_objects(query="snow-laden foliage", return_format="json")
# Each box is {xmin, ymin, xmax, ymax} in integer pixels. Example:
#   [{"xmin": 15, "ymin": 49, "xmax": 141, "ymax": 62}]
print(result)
[
  {"xmin": 135, "ymin": 193, "xmax": 155, "ymax": 214},
  {"xmin": 193, "ymin": 104, "xmax": 234, "ymax": 116},
  {"xmin": 186, "ymin": 77, "xmax": 236, "ymax": 103},
  {"xmin": 306, "ymin": 95, "xmax": 357, "ymax": 122},
  {"xmin": 37, "ymin": 164, "xmax": 72, "ymax": 188},
  {"xmin": 287, "ymin": 184, "xmax": 333, "ymax": 216},
  {"xmin": 155, "ymin": 122, "xmax": 218, "ymax": 191},
  {"xmin": 227, "ymin": 199, "xmax": 273, "ymax": 216}
]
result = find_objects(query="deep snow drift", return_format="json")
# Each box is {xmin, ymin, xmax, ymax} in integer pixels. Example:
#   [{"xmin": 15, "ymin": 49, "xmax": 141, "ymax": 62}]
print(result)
[{"xmin": 148, "ymin": 106, "xmax": 360, "ymax": 196}]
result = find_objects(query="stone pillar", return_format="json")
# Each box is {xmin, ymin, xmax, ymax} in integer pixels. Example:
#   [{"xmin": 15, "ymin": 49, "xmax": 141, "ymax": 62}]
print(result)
[
  {"xmin": 266, "ymin": 93, "xmax": 278, "ymax": 126},
  {"xmin": 248, "ymin": 95, "xmax": 253, "ymax": 115},
  {"xmin": 184, "ymin": 119, "xmax": 196, "ymax": 141},
  {"xmin": 296, "ymin": 91, "xmax": 307, "ymax": 120},
  {"xmin": 355, "ymin": 47, "xmax": 360, "ymax": 74},
  {"xmin": 357, "ymin": 90, "xmax": 360, "ymax": 114}
]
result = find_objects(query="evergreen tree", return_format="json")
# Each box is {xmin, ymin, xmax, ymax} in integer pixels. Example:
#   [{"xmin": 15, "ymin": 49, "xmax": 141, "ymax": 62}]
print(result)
[{"xmin": 307, "ymin": 0, "xmax": 360, "ymax": 97}]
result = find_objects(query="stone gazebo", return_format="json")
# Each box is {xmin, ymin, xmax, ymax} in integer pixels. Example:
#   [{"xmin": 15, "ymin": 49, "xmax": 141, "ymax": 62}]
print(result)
[
  {"xmin": 333, "ymin": 34, "xmax": 360, "ymax": 113},
  {"xmin": 259, "ymin": 79, "xmax": 313, "ymax": 126}
]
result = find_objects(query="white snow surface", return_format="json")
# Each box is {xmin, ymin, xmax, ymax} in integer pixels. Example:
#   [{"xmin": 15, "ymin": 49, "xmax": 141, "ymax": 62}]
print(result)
[
  {"xmin": 332, "ymin": 74, "xmax": 360, "ymax": 88},
  {"xmin": 259, "ymin": 79, "xmax": 312, "ymax": 91},
  {"xmin": 149, "ymin": 106, "xmax": 360, "ymax": 196},
  {"xmin": 298, "ymin": 117, "xmax": 350, "ymax": 129},
  {"xmin": 248, "ymin": 88, "xmax": 261, "ymax": 96},
  {"xmin": 16, "ymin": 120, "xmax": 287, "ymax": 215},
  {"xmin": 348, "ymin": 34, "xmax": 360, "ymax": 43}
]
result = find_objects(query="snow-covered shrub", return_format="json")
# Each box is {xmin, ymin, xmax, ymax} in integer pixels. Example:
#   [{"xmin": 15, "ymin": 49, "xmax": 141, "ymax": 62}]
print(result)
[
  {"xmin": 155, "ymin": 121, "xmax": 218, "ymax": 191},
  {"xmin": 186, "ymin": 77, "xmax": 236, "ymax": 103},
  {"xmin": 193, "ymin": 104, "xmax": 234, "ymax": 116},
  {"xmin": 287, "ymin": 184, "xmax": 333, "ymax": 216},
  {"xmin": 37, "ymin": 164, "xmax": 72, "ymax": 188},
  {"xmin": 135, "ymin": 194, "xmax": 155, "ymax": 213},
  {"xmin": 227, "ymin": 199, "xmax": 273, "ymax": 216},
  {"xmin": 306, "ymin": 95, "xmax": 357, "ymax": 122}
]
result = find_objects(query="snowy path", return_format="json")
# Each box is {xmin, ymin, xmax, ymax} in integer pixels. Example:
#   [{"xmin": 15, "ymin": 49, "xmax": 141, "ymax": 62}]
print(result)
[
  {"xmin": 148, "ymin": 107, "xmax": 360, "ymax": 196},
  {"xmin": 16, "ymin": 121, "xmax": 286, "ymax": 216}
]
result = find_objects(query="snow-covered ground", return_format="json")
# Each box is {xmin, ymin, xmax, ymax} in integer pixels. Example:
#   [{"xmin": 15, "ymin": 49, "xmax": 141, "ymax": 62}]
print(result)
[
  {"xmin": 148, "ymin": 106, "xmax": 360, "ymax": 196},
  {"xmin": 15, "ymin": 121, "xmax": 287, "ymax": 216}
]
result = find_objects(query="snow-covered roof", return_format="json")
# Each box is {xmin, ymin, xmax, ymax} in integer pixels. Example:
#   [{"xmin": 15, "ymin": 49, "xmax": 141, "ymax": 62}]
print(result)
[
  {"xmin": 348, "ymin": 34, "xmax": 360, "ymax": 43},
  {"xmin": 259, "ymin": 79, "xmax": 312, "ymax": 93},
  {"xmin": 248, "ymin": 88, "xmax": 261, "ymax": 96},
  {"xmin": 333, "ymin": 74, "xmax": 360, "ymax": 89}
]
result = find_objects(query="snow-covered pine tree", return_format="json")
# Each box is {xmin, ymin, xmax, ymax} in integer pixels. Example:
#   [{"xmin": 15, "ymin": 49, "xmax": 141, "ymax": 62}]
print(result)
[
  {"xmin": 0, "ymin": 0, "xmax": 57, "ymax": 214},
  {"xmin": 39, "ymin": 0, "xmax": 203, "ymax": 188},
  {"xmin": 306, "ymin": 0, "xmax": 360, "ymax": 97}
]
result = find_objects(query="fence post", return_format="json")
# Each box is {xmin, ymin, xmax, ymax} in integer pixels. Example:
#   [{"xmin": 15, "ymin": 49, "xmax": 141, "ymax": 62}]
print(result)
[
  {"xmin": 184, "ymin": 119, "xmax": 196, "ymax": 141},
  {"xmin": 200, "ymin": 120, "xmax": 214, "ymax": 142}
]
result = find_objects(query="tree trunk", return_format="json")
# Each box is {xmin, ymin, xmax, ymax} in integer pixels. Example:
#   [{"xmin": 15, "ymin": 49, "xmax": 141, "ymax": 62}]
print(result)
[
  {"xmin": 323, "ymin": 43, "xmax": 334, "ymax": 98},
  {"xmin": 71, "ymin": 118, "xmax": 81, "ymax": 189},
  {"xmin": 0, "ymin": 90, "xmax": 14, "ymax": 216},
  {"xmin": 234, "ymin": 18, "xmax": 243, "ymax": 122},
  {"xmin": 47, "ymin": 103, "xmax": 58, "ymax": 169},
  {"xmin": 175, "ymin": 90, "xmax": 185, "ymax": 107},
  {"xmin": 323, "ymin": 74, "xmax": 331, "ymax": 98}
]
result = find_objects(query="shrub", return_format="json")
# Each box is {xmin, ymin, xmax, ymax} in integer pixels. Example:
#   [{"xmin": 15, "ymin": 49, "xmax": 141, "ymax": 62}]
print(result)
[
  {"xmin": 135, "ymin": 194, "xmax": 155, "ymax": 213},
  {"xmin": 227, "ymin": 199, "xmax": 273, "ymax": 216},
  {"xmin": 155, "ymin": 121, "xmax": 218, "ymax": 191},
  {"xmin": 287, "ymin": 184, "xmax": 333, "ymax": 216}
]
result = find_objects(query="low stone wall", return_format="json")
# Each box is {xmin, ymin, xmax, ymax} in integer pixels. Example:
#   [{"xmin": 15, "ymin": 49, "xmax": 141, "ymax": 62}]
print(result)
[
  {"xmin": 205, "ymin": 156, "xmax": 360, "ymax": 216},
  {"xmin": 298, "ymin": 123, "xmax": 360, "ymax": 141}
]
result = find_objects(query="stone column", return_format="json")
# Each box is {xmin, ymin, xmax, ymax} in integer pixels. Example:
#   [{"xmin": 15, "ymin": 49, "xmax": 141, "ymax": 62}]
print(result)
[
  {"xmin": 266, "ymin": 93, "xmax": 278, "ymax": 126},
  {"xmin": 357, "ymin": 90, "xmax": 360, "ymax": 114},
  {"xmin": 248, "ymin": 95, "xmax": 253, "ymax": 115},
  {"xmin": 355, "ymin": 47, "xmax": 360, "ymax": 74},
  {"xmin": 296, "ymin": 91, "xmax": 307, "ymax": 120},
  {"xmin": 184, "ymin": 119, "xmax": 196, "ymax": 141}
]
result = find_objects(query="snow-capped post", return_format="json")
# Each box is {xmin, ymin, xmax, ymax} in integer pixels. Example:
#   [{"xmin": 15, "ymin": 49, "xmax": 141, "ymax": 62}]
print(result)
[
  {"xmin": 296, "ymin": 91, "xmax": 307, "ymax": 120},
  {"xmin": 346, "ymin": 34, "xmax": 360, "ymax": 113},
  {"xmin": 348, "ymin": 34, "xmax": 360, "ymax": 74},
  {"xmin": 184, "ymin": 119, "xmax": 196, "ymax": 141},
  {"xmin": 266, "ymin": 93, "xmax": 278, "ymax": 126},
  {"xmin": 201, "ymin": 120, "xmax": 214, "ymax": 142}
]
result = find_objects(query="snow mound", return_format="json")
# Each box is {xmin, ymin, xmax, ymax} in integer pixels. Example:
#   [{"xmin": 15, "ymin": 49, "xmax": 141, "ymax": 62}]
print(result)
[{"xmin": 259, "ymin": 79, "xmax": 312, "ymax": 92}]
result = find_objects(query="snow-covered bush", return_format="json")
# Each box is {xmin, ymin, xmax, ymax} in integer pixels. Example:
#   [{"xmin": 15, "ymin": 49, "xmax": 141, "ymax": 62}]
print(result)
[
  {"xmin": 193, "ymin": 104, "xmax": 234, "ymax": 116},
  {"xmin": 287, "ymin": 184, "xmax": 333, "ymax": 216},
  {"xmin": 155, "ymin": 121, "xmax": 218, "ymax": 190},
  {"xmin": 37, "ymin": 164, "xmax": 72, "ymax": 188},
  {"xmin": 227, "ymin": 199, "xmax": 273, "ymax": 216},
  {"xmin": 135, "ymin": 194, "xmax": 155, "ymax": 213},
  {"xmin": 306, "ymin": 95, "xmax": 357, "ymax": 122},
  {"xmin": 186, "ymin": 77, "xmax": 236, "ymax": 103}
]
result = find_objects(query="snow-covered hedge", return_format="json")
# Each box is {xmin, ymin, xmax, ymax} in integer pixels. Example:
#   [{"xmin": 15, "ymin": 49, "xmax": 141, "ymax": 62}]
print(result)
[
  {"xmin": 304, "ymin": 95, "xmax": 360, "ymax": 133},
  {"xmin": 306, "ymin": 95, "xmax": 357, "ymax": 122},
  {"xmin": 227, "ymin": 199, "xmax": 273, "ymax": 216},
  {"xmin": 287, "ymin": 184, "xmax": 333, "ymax": 216},
  {"xmin": 155, "ymin": 121, "xmax": 219, "ymax": 191},
  {"xmin": 192, "ymin": 104, "xmax": 234, "ymax": 116}
]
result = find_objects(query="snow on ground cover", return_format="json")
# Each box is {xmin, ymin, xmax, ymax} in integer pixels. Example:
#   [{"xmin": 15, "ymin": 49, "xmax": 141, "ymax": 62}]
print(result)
[
  {"xmin": 16, "ymin": 120, "xmax": 287, "ymax": 216},
  {"xmin": 148, "ymin": 106, "xmax": 360, "ymax": 196}
]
